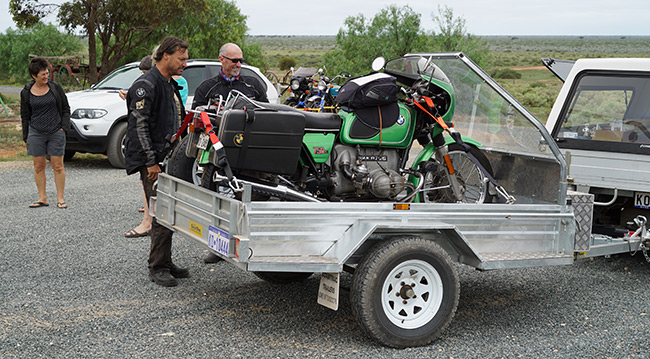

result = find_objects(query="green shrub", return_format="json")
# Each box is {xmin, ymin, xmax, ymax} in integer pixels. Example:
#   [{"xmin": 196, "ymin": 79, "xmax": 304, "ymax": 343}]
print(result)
[
  {"xmin": 520, "ymin": 91, "xmax": 551, "ymax": 108},
  {"xmin": 278, "ymin": 57, "xmax": 296, "ymax": 71},
  {"xmin": 491, "ymin": 68, "xmax": 522, "ymax": 79},
  {"xmin": 530, "ymin": 81, "xmax": 546, "ymax": 88}
]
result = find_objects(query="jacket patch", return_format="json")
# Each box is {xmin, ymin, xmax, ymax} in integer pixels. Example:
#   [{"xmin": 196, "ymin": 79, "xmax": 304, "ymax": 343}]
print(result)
[
  {"xmin": 136, "ymin": 88, "xmax": 146, "ymax": 97},
  {"xmin": 136, "ymin": 99, "xmax": 145, "ymax": 110}
]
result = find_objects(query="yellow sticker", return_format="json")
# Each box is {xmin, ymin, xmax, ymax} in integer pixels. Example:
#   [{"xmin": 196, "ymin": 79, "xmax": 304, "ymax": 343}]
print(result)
[
  {"xmin": 189, "ymin": 220, "xmax": 203, "ymax": 236},
  {"xmin": 135, "ymin": 99, "xmax": 145, "ymax": 110}
]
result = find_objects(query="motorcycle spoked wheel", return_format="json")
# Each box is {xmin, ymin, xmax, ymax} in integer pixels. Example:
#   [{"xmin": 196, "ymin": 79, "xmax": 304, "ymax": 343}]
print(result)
[{"xmin": 420, "ymin": 144, "xmax": 494, "ymax": 204}]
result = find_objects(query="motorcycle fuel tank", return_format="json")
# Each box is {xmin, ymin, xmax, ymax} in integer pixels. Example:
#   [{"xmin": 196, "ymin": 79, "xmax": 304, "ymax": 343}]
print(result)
[{"xmin": 338, "ymin": 102, "xmax": 414, "ymax": 148}]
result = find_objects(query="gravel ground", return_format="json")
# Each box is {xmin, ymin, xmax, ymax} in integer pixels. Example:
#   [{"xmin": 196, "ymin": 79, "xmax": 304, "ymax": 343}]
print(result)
[{"xmin": 1, "ymin": 159, "xmax": 649, "ymax": 358}]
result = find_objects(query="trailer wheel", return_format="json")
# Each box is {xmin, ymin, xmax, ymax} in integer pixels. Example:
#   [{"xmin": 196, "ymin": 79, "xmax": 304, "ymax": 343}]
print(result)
[
  {"xmin": 254, "ymin": 271, "xmax": 313, "ymax": 284},
  {"xmin": 351, "ymin": 237, "xmax": 459, "ymax": 348}
]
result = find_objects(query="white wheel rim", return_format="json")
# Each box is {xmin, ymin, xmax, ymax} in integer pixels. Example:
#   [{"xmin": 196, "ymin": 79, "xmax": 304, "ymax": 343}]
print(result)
[{"xmin": 381, "ymin": 259, "xmax": 444, "ymax": 329}]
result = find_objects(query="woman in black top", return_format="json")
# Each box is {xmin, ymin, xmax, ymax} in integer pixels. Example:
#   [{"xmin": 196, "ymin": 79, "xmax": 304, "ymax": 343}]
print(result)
[{"xmin": 20, "ymin": 57, "xmax": 70, "ymax": 209}]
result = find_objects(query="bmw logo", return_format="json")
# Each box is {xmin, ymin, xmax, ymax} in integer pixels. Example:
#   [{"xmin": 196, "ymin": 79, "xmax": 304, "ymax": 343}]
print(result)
[
  {"xmin": 234, "ymin": 133, "xmax": 244, "ymax": 146},
  {"xmin": 136, "ymin": 88, "xmax": 146, "ymax": 97},
  {"xmin": 397, "ymin": 115, "xmax": 405, "ymax": 125}
]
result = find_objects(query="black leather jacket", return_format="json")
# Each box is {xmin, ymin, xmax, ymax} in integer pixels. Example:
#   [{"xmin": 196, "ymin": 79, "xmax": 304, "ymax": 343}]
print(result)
[
  {"xmin": 124, "ymin": 66, "xmax": 184, "ymax": 175},
  {"xmin": 20, "ymin": 80, "xmax": 70, "ymax": 142},
  {"xmin": 191, "ymin": 73, "xmax": 268, "ymax": 109}
]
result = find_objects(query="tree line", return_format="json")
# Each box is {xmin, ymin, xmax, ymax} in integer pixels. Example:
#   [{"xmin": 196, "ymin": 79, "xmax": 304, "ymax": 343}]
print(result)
[{"xmin": 3, "ymin": 1, "xmax": 489, "ymax": 85}]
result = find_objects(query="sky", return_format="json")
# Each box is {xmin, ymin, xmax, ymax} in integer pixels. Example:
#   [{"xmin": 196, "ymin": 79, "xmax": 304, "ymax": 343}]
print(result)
[{"xmin": 1, "ymin": 0, "xmax": 650, "ymax": 36}]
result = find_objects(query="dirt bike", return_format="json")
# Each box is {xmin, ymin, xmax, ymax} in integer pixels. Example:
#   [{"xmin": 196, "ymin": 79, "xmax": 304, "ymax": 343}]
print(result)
[{"xmin": 184, "ymin": 55, "xmax": 514, "ymax": 204}]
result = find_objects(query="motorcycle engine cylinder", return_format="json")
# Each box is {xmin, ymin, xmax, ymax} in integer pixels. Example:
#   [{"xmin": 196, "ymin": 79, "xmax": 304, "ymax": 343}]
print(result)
[{"xmin": 368, "ymin": 169, "xmax": 406, "ymax": 199}]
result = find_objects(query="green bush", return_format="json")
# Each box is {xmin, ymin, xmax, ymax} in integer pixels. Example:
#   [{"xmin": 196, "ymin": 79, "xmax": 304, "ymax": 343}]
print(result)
[
  {"xmin": 520, "ymin": 91, "xmax": 551, "ymax": 108},
  {"xmin": 278, "ymin": 57, "xmax": 296, "ymax": 71},
  {"xmin": 0, "ymin": 23, "xmax": 83, "ymax": 84},
  {"xmin": 491, "ymin": 68, "xmax": 522, "ymax": 79},
  {"xmin": 530, "ymin": 81, "xmax": 546, "ymax": 88}
]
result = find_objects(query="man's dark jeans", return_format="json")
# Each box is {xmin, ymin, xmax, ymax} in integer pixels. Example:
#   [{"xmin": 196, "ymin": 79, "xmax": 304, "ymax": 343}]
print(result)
[{"xmin": 139, "ymin": 167, "xmax": 173, "ymax": 273}]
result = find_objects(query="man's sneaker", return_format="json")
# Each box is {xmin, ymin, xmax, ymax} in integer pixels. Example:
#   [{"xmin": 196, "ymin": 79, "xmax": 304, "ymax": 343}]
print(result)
[
  {"xmin": 149, "ymin": 270, "xmax": 178, "ymax": 287},
  {"xmin": 169, "ymin": 264, "xmax": 190, "ymax": 278},
  {"xmin": 203, "ymin": 252, "xmax": 223, "ymax": 264}
]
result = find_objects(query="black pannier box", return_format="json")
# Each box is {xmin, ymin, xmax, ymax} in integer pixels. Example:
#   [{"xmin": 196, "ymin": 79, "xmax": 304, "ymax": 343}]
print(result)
[{"xmin": 217, "ymin": 109, "xmax": 306, "ymax": 175}]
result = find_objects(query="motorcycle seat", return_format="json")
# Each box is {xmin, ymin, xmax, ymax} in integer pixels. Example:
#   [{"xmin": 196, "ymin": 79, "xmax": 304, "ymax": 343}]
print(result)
[{"xmin": 302, "ymin": 112, "xmax": 341, "ymax": 131}]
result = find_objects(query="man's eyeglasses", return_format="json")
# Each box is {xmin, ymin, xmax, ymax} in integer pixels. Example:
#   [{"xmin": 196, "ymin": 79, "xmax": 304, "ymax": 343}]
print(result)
[{"xmin": 222, "ymin": 55, "xmax": 245, "ymax": 64}]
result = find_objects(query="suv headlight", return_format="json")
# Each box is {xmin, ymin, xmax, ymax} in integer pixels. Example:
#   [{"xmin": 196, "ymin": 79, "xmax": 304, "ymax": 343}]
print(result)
[{"xmin": 71, "ymin": 109, "xmax": 108, "ymax": 119}]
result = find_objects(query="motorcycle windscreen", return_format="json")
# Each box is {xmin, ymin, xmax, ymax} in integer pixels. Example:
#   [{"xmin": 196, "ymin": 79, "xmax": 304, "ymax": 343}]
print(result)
[{"xmin": 218, "ymin": 109, "xmax": 306, "ymax": 175}]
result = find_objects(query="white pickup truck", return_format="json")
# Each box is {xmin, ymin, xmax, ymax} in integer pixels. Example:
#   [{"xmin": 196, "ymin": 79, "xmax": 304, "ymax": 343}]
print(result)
[
  {"xmin": 543, "ymin": 57, "xmax": 650, "ymax": 247},
  {"xmin": 152, "ymin": 53, "xmax": 650, "ymax": 348}
]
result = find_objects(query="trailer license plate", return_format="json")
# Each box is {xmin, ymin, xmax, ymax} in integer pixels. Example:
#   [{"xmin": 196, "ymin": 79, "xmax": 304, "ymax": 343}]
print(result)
[
  {"xmin": 634, "ymin": 191, "xmax": 650, "ymax": 209},
  {"xmin": 208, "ymin": 225, "xmax": 230, "ymax": 257},
  {"xmin": 196, "ymin": 132, "xmax": 210, "ymax": 150}
]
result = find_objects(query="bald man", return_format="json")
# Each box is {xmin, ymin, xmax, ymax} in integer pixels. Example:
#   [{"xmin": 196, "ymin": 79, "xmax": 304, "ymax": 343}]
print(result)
[{"xmin": 191, "ymin": 43, "xmax": 268, "ymax": 108}]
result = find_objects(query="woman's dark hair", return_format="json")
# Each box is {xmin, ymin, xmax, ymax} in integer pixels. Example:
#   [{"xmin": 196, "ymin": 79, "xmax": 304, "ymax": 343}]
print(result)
[
  {"xmin": 153, "ymin": 36, "xmax": 188, "ymax": 62},
  {"xmin": 28, "ymin": 57, "xmax": 50, "ymax": 77}
]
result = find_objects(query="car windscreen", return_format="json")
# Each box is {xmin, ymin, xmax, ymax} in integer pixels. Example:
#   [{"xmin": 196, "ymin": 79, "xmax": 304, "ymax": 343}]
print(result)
[{"xmin": 94, "ymin": 65, "xmax": 141, "ymax": 90}]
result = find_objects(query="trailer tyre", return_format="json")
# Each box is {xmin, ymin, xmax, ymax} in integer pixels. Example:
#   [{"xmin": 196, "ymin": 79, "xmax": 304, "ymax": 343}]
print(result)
[
  {"xmin": 351, "ymin": 237, "xmax": 459, "ymax": 348},
  {"xmin": 254, "ymin": 272, "xmax": 313, "ymax": 284}
]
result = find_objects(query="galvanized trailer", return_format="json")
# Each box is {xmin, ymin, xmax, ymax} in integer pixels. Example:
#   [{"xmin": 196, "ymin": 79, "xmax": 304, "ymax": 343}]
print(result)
[{"xmin": 152, "ymin": 53, "xmax": 649, "ymax": 348}]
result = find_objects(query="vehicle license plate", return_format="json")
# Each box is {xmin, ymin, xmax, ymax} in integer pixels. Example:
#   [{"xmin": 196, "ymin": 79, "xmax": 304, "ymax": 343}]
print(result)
[
  {"xmin": 634, "ymin": 191, "xmax": 650, "ymax": 209},
  {"xmin": 196, "ymin": 132, "xmax": 210, "ymax": 150},
  {"xmin": 207, "ymin": 225, "xmax": 230, "ymax": 257}
]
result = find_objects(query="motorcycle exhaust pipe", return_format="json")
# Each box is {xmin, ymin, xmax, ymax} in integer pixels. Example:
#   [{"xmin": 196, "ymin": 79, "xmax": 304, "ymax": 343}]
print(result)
[{"xmin": 211, "ymin": 172, "xmax": 322, "ymax": 203}]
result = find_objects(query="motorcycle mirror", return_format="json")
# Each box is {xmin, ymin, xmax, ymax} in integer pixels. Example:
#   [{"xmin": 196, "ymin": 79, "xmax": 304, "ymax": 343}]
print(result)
[
  {"xmin": 371, "ymin": 57, "xmax": 385, "ymax": 72},
  {"xmin": 416, "ymin": 57, "xmax": 429, "ymax": 74}
]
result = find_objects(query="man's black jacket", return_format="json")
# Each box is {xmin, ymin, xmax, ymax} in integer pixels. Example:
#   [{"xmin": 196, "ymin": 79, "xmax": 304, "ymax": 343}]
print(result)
[
  {"xmin": 191, "ymin": 73, "xmax": 268, "ymax": 109},
  {"xmin": 124, "ymin": 66, "xmax": 184, "ymax": 175}
]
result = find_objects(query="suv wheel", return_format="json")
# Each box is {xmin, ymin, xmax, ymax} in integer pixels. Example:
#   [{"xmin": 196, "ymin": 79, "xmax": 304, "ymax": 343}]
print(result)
[{"xmin": 107, "ymin": 122, "xmax": 127, "ymax": 168}]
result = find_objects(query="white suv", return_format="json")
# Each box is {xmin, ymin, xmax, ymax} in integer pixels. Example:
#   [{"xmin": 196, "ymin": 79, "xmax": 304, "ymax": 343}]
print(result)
[{"xmin": 64, "ymin": 59, "xmax": 279, "ymax": 168}]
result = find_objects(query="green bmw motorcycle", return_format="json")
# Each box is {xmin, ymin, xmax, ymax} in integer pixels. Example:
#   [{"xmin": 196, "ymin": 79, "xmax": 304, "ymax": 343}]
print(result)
[{"xmin": 182, "ymin": 55, "xmax": 502, "ymax": 204}]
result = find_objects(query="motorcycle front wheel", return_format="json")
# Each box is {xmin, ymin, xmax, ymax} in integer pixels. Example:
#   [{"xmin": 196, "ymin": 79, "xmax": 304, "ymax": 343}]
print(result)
[{"xmin": 420, "ymin": 144, "xmax": 493, "ymax": 204}]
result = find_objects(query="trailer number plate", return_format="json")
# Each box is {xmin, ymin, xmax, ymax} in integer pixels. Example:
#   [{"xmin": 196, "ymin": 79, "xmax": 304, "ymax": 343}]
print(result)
[
  {"xmin": 634, "ymin": 191, "xmax": 650, "ymax": 209},
  {"xmin": 208, "ymin": 225, "xmax": 230, "ymax": 257},
  {"xmin": 196, "ymin": 132, "xmax": 210, "ymax": 150}
]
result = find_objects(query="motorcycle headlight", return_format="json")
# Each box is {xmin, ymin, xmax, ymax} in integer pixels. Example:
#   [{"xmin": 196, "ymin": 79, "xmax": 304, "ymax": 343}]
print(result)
[
  {"xmin": 290, "ymin": 79, "xmax": 300, "ymax": 91},
  {"xmin": 318, "ymin": 80, "xmax": 327, "ymax": 92},
  {"xmin": 71, "ymin": 109, "xmax": 108, "ymax": 119}
]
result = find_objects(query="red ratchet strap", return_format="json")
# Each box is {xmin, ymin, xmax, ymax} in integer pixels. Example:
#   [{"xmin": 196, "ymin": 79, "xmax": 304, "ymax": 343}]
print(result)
[
  {"xmin": 195, "ymin": 111, "xmax": 234, "ymax": 180},
  {"xmin": 413, "ymin": 97, "xmax": 449, "ymax": 131},
  {"xmin": 171, "ymin": 113, "xmax": 194, "ymax": 143},
  {"xmin": 197, "ymin": 111, "xmax": 222, "ymax": 149}
]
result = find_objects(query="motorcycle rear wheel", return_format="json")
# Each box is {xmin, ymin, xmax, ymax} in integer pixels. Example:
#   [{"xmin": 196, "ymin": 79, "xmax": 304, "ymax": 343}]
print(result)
[{"xmin": 421, "ymin": 144, "xmax": 493, "ymax": 204}]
